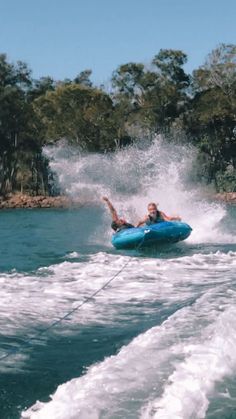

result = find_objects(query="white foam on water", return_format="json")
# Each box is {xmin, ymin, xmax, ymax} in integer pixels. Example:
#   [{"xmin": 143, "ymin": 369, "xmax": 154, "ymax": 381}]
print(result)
[
  {"xmin": 44, "ymin": 137, "xmax": 235, "ymax": 244},
  {"xmin": 141, "ymin": 306, "xmax": 236, "ymax": 419},
  {"xmin": 0, "ymin": 250, "xmax": 230, "ymax": 417},
  {"xmin": 0, "ymin": 249, "xmax": 234, "ymax": 362},
  {"xmin": 65, "ymin": 251, "xmax": 81, "ymax": 259},
  {"xmin": 21, "ymin": 261, "xmax": 236, "ymax": 419},
  {"xmin": 1, "ymin": 251, "xmax": 235, "ymax": 342}
]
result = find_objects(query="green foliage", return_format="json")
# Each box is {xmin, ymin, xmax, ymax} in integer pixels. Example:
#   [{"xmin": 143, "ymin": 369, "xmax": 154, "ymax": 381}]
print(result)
[
  {"xmin": 28, "ymin": 76, "xmax": 55, "ymax": 101},
  {"xmin": 215, "ymin": 167, "xmax": 236, "ymax": 192},
  {"xmin": 183, "ymin": 44, "xmax": 236, "ymax": 190},
  {"xmin": 74, "ymin": 69, "xmax": 93, "ymax": 87},
  {"xmin": 0, "ymin": 44, "xmax": 236, "ymax": 195},
  {"xmin": 0, "ymin": 54, "xmax": 50, "ymax": 195},
  {"xmin": 33, "ymin": 83, "xmax": 117, "ymax": 151},
  {"xmin": 152, "ymin": 49, "xmax": 189, "ymax": 87},
  {"xmin": 111, "ymin": 50, "xmax": 190, "ymax": 135}
]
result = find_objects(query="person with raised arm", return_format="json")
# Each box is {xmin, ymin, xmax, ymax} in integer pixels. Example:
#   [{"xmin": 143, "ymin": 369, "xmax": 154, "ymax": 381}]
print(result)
[{"xmin": 102, "ymin": 197, "xmax": 134, "ymax": 232}]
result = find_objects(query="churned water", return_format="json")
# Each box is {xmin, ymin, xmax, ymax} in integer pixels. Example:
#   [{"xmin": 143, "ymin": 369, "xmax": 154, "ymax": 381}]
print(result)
[{"xmin": 0, "ymin": 138, "xmax": 236, "ymax": 419}]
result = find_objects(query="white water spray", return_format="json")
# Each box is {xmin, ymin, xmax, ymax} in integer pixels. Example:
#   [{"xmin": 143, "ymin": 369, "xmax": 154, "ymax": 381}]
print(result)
[{"xmin": 44, "ymin": 136, "xmax": 233, "ymax": 244}]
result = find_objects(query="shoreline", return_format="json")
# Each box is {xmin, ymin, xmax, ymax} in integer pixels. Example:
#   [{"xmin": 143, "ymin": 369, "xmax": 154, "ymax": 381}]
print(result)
[
  {"xmin": 214, "ymin": 192, "xmax": 236, "ymax": 204},
  {"xmin": 0, "ymin": 192, "xmax": 236, "ymax": 210},
  {"xmin": 0, "ymin": 194, "xmax": 80, "ymax": 209}
]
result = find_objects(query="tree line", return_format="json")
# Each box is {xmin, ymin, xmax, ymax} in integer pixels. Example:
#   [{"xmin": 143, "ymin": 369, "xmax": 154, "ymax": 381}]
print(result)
[{"xmin": 0, "ymin": 43, "xmax": 235, "ymax": 195}]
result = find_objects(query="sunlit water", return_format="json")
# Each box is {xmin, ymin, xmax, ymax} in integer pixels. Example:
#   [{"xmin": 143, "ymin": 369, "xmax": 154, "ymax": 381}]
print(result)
[{"xmin": 0, "ymin": 138, "xmax": 236, "ymax": 419}]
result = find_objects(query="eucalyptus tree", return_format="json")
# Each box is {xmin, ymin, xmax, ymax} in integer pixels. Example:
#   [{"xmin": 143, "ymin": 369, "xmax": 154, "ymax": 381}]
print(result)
[
  {"xmin": 0, "ymin": 54, "xmax": 34, "ymax": 194},
  {"xmin": 184, "ymin": 44, "xmax": 236, "ymax": 189},
  {"xmin": 33, "ymin": 83, "xmax": 117, "ymax": 151},
  {"xmin": 111, "ymin": 50, "xmax": 190, "ymax": 136}
]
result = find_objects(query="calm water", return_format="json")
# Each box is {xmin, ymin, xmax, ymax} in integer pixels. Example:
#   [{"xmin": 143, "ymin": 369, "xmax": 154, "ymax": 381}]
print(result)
[{"xmin": 0, "ymin": 206, "xmax": 235, "ymax": 419}]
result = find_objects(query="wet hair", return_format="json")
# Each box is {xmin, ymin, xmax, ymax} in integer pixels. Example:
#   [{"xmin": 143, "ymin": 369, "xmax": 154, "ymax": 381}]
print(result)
[{"xmin": 111, "ymin": 221, "xmax": 119, "ymax": 231}]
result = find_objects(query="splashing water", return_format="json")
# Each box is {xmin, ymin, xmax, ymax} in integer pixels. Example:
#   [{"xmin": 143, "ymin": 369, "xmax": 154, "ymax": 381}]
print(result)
[{"xmin": 44, "ymin": 136, "xmax": 233, "ymax": 244}]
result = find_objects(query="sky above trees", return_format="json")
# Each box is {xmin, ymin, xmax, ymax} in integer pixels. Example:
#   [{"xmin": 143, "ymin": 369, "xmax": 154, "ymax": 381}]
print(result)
[{"xmin": 0, "ymin": 0, "xmax": 235, "ymax": 84}]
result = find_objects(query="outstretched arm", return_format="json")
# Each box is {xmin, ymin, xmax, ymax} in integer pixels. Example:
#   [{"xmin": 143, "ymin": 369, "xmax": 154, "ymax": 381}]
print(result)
[
  {"xmin": 136, "ymin": 216, "xmax": 148, "ymax": 227},
  {"xmin": 102, "ymin": 197, "xmax": 119, "ymax": 222},
  {"xmin": 160, "ymin": 211, "xmax": 181, "ymax": 221}
]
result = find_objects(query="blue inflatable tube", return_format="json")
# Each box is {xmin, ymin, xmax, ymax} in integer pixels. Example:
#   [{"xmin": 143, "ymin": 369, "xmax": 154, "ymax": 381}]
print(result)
[{"xmin": 111, "ymin": 221, "xmax": 192, "ymax": 249}]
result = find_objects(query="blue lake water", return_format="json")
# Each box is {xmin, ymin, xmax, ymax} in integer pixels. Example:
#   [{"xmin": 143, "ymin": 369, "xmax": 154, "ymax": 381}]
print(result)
[
  {"xmin": 0, "ymin": 206, "xmax": 235, "ymax": 419},
  {"xmin": 1, "ymin": 140, "xmax": 236, "ymax": 419}
]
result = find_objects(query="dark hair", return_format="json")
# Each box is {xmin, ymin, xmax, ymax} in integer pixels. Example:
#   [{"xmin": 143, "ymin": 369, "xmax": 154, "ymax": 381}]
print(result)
[{"xmin": 111, "ymin": 221, "xmax": 119, "ymax": 231}]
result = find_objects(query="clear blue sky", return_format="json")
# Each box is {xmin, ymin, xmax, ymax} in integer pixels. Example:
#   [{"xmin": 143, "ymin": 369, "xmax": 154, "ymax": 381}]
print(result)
[{"xmin": 0, "ymin": 0, "xmax": 235, "ymax": 85}]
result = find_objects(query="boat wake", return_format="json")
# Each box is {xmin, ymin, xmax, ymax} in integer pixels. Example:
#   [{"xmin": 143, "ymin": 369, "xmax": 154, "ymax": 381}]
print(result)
[{"xmin": 19, "ymin": 251, "xmax": 236, "ymax": 418}]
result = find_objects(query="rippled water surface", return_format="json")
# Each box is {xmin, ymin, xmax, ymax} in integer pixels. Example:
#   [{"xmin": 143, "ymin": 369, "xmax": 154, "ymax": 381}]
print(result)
[{"xmin": 1, "ymin": 139, "xmax": 236, "ymax": 419}]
